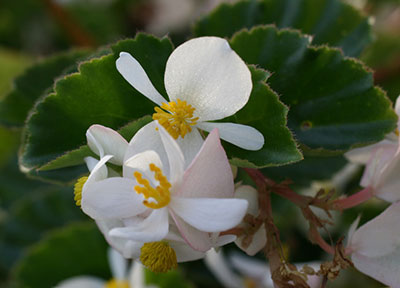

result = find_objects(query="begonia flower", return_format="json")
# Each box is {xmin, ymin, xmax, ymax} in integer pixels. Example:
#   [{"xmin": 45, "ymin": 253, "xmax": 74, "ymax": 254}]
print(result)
[
  {"xmin": 116, "ymin": 36, "xmax": 264, "ymax": 164},
  {"xmin": 345, "ymin": 96, "xmax": 400, "ymax": 202},
  {"xmin": 81, "ymin": 122, "xmax": 248, "ymax": 262},
  {"xmin": 347, "ymin": 202, "xmax": 400, "ymax": 287}
]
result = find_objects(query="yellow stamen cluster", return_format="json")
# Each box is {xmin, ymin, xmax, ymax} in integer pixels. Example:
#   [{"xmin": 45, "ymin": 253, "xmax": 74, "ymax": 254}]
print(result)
[
  {"xmin": 396, "ymin": 128, "xmax": 399, "ymax": 136},
  {"xmin": 152, "ymin": 99, "xmax": 199, "ymax": 139},
  {"xmin": 73, "ymin": 176, "xmax": 88, "ymax": 206},
  {"xmin": 105, "ymin": 279, "xmax": 130, "ymax": 288},
  {"xmin": 140, "ymin": 241, "xmax": 178, "ymax": 273},
  {"xmin": 134, "ymin": 163, "xmax": 171, "ymax": 209}
]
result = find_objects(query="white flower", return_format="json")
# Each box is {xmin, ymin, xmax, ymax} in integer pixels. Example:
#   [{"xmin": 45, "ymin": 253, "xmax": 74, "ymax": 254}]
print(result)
[
  {"xmin": 55, "ymin": 248, "xmax": 149, "ymax": 288},
  {"xmin": 234, "ymin": 185, "xmax": 267, "ymax": 256},
  {"xmin": 81, "ymin": 122, "xmax": 248, "ymax": 254},
  {"xmin": 116, "ymin": 36, "xmax": 264, "ymax": 164},
  {"xmin": 345, "ymin": 96, "xmax": 400, "ymax": 202},
  {"xmin": 347, "ymin": 202, "xmax": 400, "ymax": 287}
]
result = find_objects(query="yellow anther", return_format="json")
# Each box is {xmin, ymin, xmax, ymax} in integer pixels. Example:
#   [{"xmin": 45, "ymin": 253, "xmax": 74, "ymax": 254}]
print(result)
[
  {"xmin": 396, "ymin": 128, "xmax": 399, "ymax": 136},
  {"xmin": 134, "ymin": 163, "xmax": 171, "ymax": 209},
  {"xmin": 152, "ymin": 99, "xmax": 199, "ymax": 139},
  {"xmin": 105, "ymin": 279, "xmax": 130, "ymax": 288},
  {"xmin": 140, "ymin": 241, "xmax": 178, "ymax": 273},
  {"xmin": 73, "ymin": 176, "xmax": 88, "ymax": 206}
]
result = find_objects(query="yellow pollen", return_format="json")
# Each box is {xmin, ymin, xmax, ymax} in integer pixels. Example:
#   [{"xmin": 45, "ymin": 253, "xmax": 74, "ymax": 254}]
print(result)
[
  {"xmin": 73, "ymin": 176, "xmax": 88, "ymax": 206},
  {"xmin": 104, "ymin": 279, "xmax": 130, "ymax": 288},
  {"xmin": 152, "ymin": 99, "xmax": 199, "ymax": 139},
  {"xmin": 396, "ymin": 128, "xmax": 399, "ymax": 136},
  {"xmin": 134, "ymin": 163, "xmax": 171, "ymax": 209},
  {"xmin": 140, "ymin": 241, "xmax": 178, "ymax": 273}
]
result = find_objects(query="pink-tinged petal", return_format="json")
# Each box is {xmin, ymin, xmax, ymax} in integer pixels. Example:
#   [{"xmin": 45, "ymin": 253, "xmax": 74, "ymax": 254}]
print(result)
[
  {"xmin": 124, "ymin": 122, "xmax": 169, "ymax": 179},
  {"xmin": 395, "ymin": 96, "xmax": 400, "ymax": 124},
  {"xmin": 116, "ymin": 52, "xmax": 167, "ymax": 106},
  {"xmin": 170, "ymin": 197, "xmax": 248, "ymax": 232},
  {"xmin": 345, "ymin": 140, "xmax": 395, "ymax": 165},
  {"xmin": 346, "ymin": 215, "xmax": 360, "ymax": 249},
  {"xmin": 375, "ymin": 150, "xmax": 400, "ymax": 202},
  {"xmin": 55, "ymin": 276, "xmax": 105, "ymax": 288},
  {"xmin": 124, "ymin": 150, "xmax": 163, "ymax": 186},
  {"xmin": 170, "ymin": 242, "xmax": 206, "ymax": 262},
  {"xmin": 197, "ymin": 122, "xmax": 264, "ymax": 151},
  {"xmin": 164, "ymin": 37, "xmax": 252, "ymax": 122},
  {"xmin": 170, "ymin": 210, "xmax": 212, "ymax": 252},
  {"xmin": 155, "ymin": 122, "xmax": 184, "ymax": 184},
  {"xmin": 235, "ymin": 185, "xmax": 259, "ymax": 216},
  {"xmin": 235, "ymin": 224, "xmax": 266, "ymax": 256},
  {"xmin": 82, "ymin": 177, "xmax": 147, "ymax": 220},
  {"xmin": 109, "ymin": 208, "xmax": 169, "ymax": 242},
  {"xmin": 351, "ymin": 202, "xmax": 400, "ymax": 258},
  {"xmin": 177, "ymin": 129, "xmax": 234, "ymax": 198},
  {"xmin": 176, "ymin": 127, "xmax": 204, "ymax": 168},
  {"xmin": 86, "ymin": 125, "xmax": 128, "ymax": 165},
  {"xmin": 213, "ymin": 234, "xmax": 236, "ymax": 247}
]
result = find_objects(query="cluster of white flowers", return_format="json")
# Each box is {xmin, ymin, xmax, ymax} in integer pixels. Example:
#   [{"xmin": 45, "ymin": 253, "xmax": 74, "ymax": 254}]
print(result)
[
  {"xmin": 345, "ymin": 96, "xmax": 400, "ymax": 287},
  {"xmin": 74, "ymin": 37, "xmax": 266, "ymax": 273}
]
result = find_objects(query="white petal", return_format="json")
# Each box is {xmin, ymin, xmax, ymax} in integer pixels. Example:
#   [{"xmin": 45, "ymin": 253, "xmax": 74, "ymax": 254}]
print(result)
[
  {"xmin": 156, "ymin": 122, "xmax": 184, "ymax": 184},
  {"xmin": 170, "ymin": 242, "xmax": 206, "ymax": 262},
  {"xmin": 176, "ymin": 127, "xmax": 204, "ymax": 168},
  {"xmin": 235, "ymin": 185, "xmax": 259, "ymax": 216},
  {"xmin": 85, "ymin": 155, "xmax": 113, "ymax": 185},
  {"xmin": 346, "ymin": 215, "xmax": 361, "ymax": 249},
  {"xmin": 197, "ymin": 122, "xmax": 264, "ymax": 150},
  {"xmin": 395, "ymin": 96, "xmax": 400, "ymax": 123},
  {"xmin": 170, "ymin": 210, "xmax": 212, "ymax": 252},
  {"xmin": 214, "ymin": 234, "xmax": 237, "ymax": 247},
  {"xmin": 229, "ymin": 252, "xmax": 271, "ymax": 285},
  {"xmin": 235, "ymin": 224, "xmax": 266, "ymax": 256},
  {"xmin": 124, "ymin": 150, "xmax": 163, "ymax": 186},
  {"xmin": 96, "ymin": 219, "xmax": 127, "ymax": 253},
  {"xmin": 86, "ymin": 125, "xmax": 128, "ymax": 165},
  {"xmin": 375, "ymin": 149, "xmax": 400, "ymax": 202},
  {"xmin": 108, "ymin": 248, "xmax": 127, "ymax": 281},
  {"xmin": 170, "ymin": 197, "xmax": 248, "ymax": 232},
  {"xmin": 82, "ymin": 177, "xmax": 147, "ymax": 219},
  {"xmin": 164, "ymin": 37, "xmax": 252, "ymax": 122},
  {"xmin": 116, "ymin": 52, "xmax": 167, "ymax": 106},
  {"xmin": 177, "ymin": 128, "xmax": 234, "ymax": 198},
  {"xmin": 124, "ymin": 122, "xmax": 169, "ymax": 179},
  {"xmin": 129, "ymin": 262, "xmax": 145, "ymax": 288},
  {"xmin": 55, "ymin": 276, "xmax": 105, "ymax": 288},
  {"xmin": 351, "ymin": 202, "xmax": 400, "ymax": 258},
  {"xmin": 109, "ymin": 208, "xmax": 169, "ymax": 242},
  {"xmin": 84, "ymin": 156, "xmax": 99, "ymax": 172}
]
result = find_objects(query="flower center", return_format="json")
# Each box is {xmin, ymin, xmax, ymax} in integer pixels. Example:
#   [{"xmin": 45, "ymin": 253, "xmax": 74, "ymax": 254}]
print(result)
[
  {"xmin": 134, "ymin": 163, "xmax": 171, "ymax": 209},
  {"xmin": 105, "ymin": 279, "xmax": 130, "ymax": 288},
  {"xmin": 152, "ymin": 99, "xmax": 199, "ymax": 139},
  {"xmin": 140, "ymin": 241, "xmax": 178, "ymax": 273},
  {"xmin": 73, "ymin": 176, "xmax": 88, "ymax": 206}
]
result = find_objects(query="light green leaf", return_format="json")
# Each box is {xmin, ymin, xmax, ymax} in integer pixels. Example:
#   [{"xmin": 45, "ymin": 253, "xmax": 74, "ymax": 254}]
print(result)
[
  {"xmin": 12, "ymin": 222, "xmax": 110, "ymax": 288},
  {"xmin": 0, "ymin": 49, "xmax": 92, "ymax": 127},
  {"xmin": 194, "ymin": 0, "xmax": 373, "ymax": 57},
  {"xmin": 229, "ymin": 26, "xmax": 396, "ymax": 154}
]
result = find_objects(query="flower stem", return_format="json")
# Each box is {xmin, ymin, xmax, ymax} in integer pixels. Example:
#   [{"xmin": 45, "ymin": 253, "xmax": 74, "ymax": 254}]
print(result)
[{"xmin": 332, "ymin": 187, "xmax": 374, "ymax": 210}]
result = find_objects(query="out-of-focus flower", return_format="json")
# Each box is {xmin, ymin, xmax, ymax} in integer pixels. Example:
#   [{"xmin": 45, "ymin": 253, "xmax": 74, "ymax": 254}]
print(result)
[
  {"xmin": 234, "ymin": 185, "xmax": 267, "ymax": 256},
  {"xmin": 347, "ymin": 202, "xmax": 400, "ymax": 287},
  {"xmin": 116, "ymin": 37, "xmax": 264, "ymax": 164},
  {"xmin": 345, "ymin": 96, "xmax": 400, "ymax": 202},
  {"xmin": 55, "ymin": 248, "xmax": 149, "ymax": 288},
  {"xmin": 204, "ymin": 249, "xmax": 322, "ymax": 288}
]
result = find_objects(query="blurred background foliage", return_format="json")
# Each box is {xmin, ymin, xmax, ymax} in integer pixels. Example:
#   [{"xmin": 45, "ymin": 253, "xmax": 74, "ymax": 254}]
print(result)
[{"xmin": 0, "ymin": 0, "xmax": 399, "ymax": 287}]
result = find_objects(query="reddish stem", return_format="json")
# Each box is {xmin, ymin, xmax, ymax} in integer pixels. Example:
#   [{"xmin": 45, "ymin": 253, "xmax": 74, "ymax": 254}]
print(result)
[{"xmin": 332, "ymin": 187, "xmax": 374, "ymax": 210}]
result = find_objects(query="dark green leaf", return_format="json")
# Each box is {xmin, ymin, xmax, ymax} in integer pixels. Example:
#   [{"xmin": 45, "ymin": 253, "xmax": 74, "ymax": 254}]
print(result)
[
  {"xmin": 12, "ymin": 222, "xmax": 110, "ymax": 288},
  {"xmin": 229, "ymin": 26, "xmax": 397, "ymax": 154},
  {"xmin": 194, "ymin": 0, "xmax": 373, "ymax": 57}
]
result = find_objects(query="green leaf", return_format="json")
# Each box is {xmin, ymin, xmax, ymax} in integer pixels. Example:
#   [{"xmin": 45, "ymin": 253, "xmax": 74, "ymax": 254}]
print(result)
[
  {"xmin": 0, "ymin": 49, "xmax": 92, "ymax": 127},
  {"xmin": 224, "ymin": 66, "xmax": 302, "ymax": 167},
  {"xmin": 145, "ymin": 269, "xmax": 194, "ymax": 288},
  {"xmin": 20, "ymin": 34, "xmax": 173, "ymax": 178},
  {"xmin": 229, "ymin": 26, "xmax": 396, "ymax": 154},
  {"xmin": 12, "ymin": 222, "xmax": 110, "ymax": 288},
  {"xmin": 0, "ymin": 188, "xmax": 86, "ymax": 277},
  {"xmin": 194, "ymin": 0, "xmax": 373, "ymax": 57}
]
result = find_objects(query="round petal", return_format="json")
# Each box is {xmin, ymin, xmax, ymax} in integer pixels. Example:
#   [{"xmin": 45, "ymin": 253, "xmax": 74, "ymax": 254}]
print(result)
[
  {"xmin": 55, "ymin": 276, "xmax": 105, "ymax": 288},
  {"xmin": 197, "ymin": 122, "xmax": 264, "ymax": 151},
  {"xmin": 170, "ymin": 197, "xmax": 248, "ymax": 232},
  {"xmin": 109, "ymin": 208, "xmax": 169, "ymax": 242},
  {"xmin": 177, "ymin": 128, "xmax": 234, "ymax": 198},
  {"xmin": 124, "ymin": 150, "xmax": 163, "ymax": 186},
  {"xmin": 85, "ymin": 155, "xmax": 113, "ymax": 185},
  {"xmin": 175, "ymin": 127, "xmax": 204, "ymax": 168},
  {"xmin": 116, "ymin": 52, "xmax": 167, "ymax": 106},
  {"xmin": 82, "ymin": 177, "xmax": 147, "ymax": 220},
  {"xmin": 86, "ymin": 125, "xmax": 128, "ymax": 165},
  {"xmin": 234, "ymin": 185, "xmax": 259, "ymax": 216},
  {"xmin": 164, "ymin": 37, "xmax": 252, "ymax": 122}
]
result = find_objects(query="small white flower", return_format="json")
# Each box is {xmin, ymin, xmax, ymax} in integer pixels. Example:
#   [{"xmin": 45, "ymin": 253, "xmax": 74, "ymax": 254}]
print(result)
[
  {"xmin": 345, "ymin": 96, "xmax": 400, "ymax": 202},
  {"xmin": 81, "ymin": 122, "xmax": 248, "ymax": 253},
  {"xmin": 347, "ymin": 203, "xmax": 400, "ymax": 287},
  {"xmin": 116, "ymin": 36, "xmax": 264, "ymax": 164}
]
